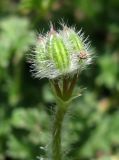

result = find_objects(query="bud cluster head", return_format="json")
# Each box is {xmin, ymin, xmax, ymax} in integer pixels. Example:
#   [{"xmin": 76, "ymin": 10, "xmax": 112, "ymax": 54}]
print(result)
[{"xmin": 30, "ymin": 24, "xmax": 92, "ymax": 79}]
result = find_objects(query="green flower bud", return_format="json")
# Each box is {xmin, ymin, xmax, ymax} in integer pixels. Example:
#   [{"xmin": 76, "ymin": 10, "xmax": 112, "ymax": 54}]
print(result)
[
  {"xmin": 47, "ymin": 32, "xmax": 70, "ymax": 72},
  {"xmin": 30, "ymin": 24, "xmax": 92, "ymax": 79}
]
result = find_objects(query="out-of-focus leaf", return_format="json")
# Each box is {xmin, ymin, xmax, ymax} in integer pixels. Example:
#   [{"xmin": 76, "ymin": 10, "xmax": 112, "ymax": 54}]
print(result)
[
  {"xmin": 96, "ymin": 54, "xmax": 118, "ymax": 89},
  {"xmin": 7, "ymin": 135, "xmax": 32, "ymax": 159},
  {"xmin": 0, "ymin": 16, "xmax": 35, "ymax": 68}
]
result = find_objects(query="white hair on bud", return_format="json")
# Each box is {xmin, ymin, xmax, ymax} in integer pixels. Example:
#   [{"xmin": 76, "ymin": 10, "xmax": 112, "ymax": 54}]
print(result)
[{"xmin": 29, "ymin": 23, "xmax": 93, "ymax": 79}]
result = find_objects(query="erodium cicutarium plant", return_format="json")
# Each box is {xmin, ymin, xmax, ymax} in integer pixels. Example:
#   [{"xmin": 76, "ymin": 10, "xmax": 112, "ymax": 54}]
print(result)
[{"xmin": 28, "ymin": 23, "xmax": 93, "ymax": 160}]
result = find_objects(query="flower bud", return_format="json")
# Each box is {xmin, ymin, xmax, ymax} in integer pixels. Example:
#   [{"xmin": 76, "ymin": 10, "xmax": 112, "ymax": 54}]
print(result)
[{"xmin": 30, "ymin": 24, "xmax": 92, "ymax": 79}]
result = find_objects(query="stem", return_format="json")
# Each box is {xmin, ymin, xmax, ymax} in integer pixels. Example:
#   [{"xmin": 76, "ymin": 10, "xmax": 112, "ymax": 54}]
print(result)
[
  {"xmin": 67, "ymin": 74, "xmax": 79, "ymax": 98},
  {"xmin": 51, "ymin": 74, "xmax": 78, "ymax": 160},
  {"xmin": 52, "ymin": 103, "xmax": 68, "ymax": 160},
  {"xmin": 63, "ymin": 77, "xmax": 69, "ymax": 99},
  {"xmin": 51, "ymin": 79, "xmax": 63, "ymax": 99}
]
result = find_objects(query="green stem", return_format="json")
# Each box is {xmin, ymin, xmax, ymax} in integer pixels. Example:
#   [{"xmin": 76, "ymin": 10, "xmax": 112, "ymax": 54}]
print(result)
[
  {"xmin": 63, "ymin": 77, "xmax": 69, "ymax": 99},
  {"xmin": 51, "ymin": 74, "xmax": 78, "ymax": 160},
  {"xmin": 52, "ymin": 103, "xmax": 68, "ymax": 160},
  {"xmin": 51, "ymin": 79, "xmax": 63, "ymax": 99},
  {"xmin": 67, "ymin": 74, "xmax": 79, "ymax": 98}
]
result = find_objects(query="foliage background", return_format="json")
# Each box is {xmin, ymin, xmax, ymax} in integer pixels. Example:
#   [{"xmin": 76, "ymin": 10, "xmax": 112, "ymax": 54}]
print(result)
[{"xmin": 0, "ymin": 0, "xmax": 119, "ymax": 160}]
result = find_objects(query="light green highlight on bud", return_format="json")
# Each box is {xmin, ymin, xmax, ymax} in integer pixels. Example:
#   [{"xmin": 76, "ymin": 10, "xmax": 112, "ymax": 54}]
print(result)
[
  {"xmin": 69, "ymin": 30, "xmax": 84, "ymax": 51},
  {"xmin": 48, "ymin": 34, "xmax": 70, "ymax": 72}
]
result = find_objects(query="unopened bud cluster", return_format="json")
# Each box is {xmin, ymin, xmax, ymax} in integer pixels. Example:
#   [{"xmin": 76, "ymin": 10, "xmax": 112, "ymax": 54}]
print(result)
[{"xmin": 30, "ymin": 24, "xmax": 92, "ymax": 79}]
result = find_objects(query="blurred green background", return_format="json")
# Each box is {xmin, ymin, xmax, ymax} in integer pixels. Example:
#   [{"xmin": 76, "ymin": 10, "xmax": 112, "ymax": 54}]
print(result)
[{"xmin": 0, "ymin": 0, "xmax": 119, "ymax": 160}]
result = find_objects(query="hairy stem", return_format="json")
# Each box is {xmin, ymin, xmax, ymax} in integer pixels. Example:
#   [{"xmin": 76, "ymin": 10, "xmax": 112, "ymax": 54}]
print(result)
[
  {"xmin": 51, "ymin": 74, "xmax": 78, "ymax": 160},
  {"xmin": 52, "ymin": 103, "xmax": 68, "ymax": 160},
  {"xmin": 63, "ymin": 77, "xmax": 69, "ymax": 99},
  {"xmin": 67, "ymin": 74, "xmax": 79, "ymax": 98},
  {"xmin": 51, "ymin": 79, "xmax": 63, "ymax": 99}
]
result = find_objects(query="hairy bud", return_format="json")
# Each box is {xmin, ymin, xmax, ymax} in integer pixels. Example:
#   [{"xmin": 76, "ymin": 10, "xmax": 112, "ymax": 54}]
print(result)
[{"xmin": 29, "ymin": 24, "xmax": 92, "ymax": 79}]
